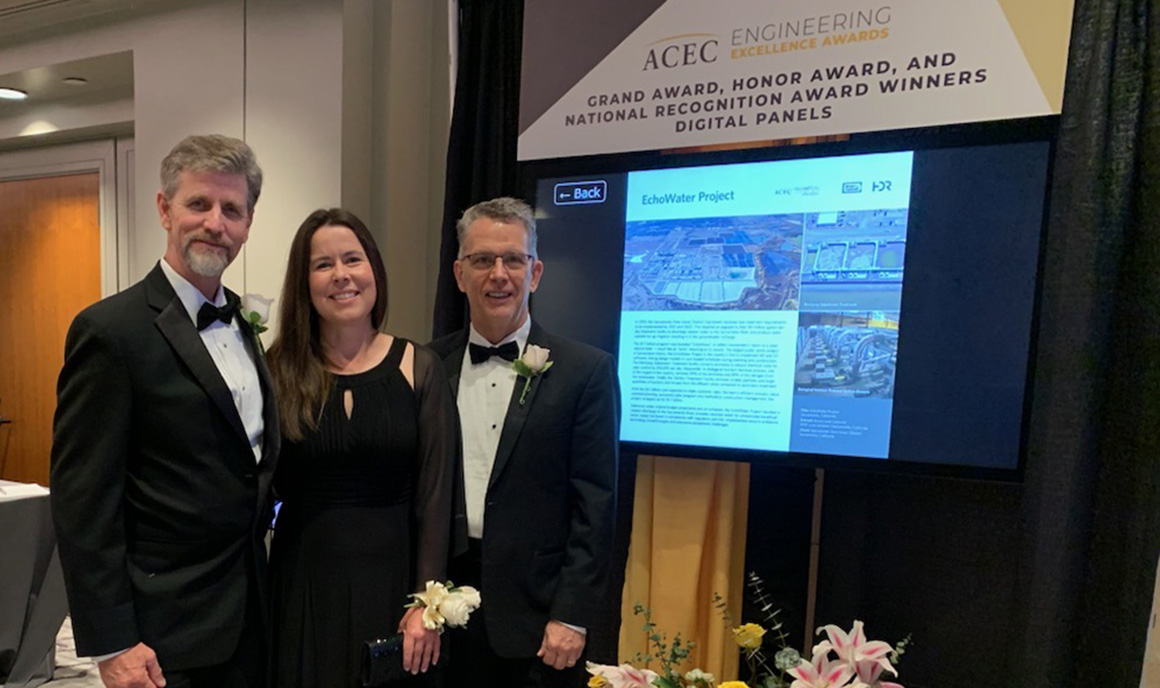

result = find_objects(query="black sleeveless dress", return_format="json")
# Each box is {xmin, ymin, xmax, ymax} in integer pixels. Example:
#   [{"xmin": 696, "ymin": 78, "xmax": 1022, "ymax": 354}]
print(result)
[{"xmin": 270, "ymin": 338, "xmax": 456, "ymax": 687}]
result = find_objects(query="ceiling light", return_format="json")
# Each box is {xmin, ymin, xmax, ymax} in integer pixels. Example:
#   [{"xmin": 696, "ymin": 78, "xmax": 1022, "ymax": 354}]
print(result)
[
  {"xmin": 0, "ymin": 88, "xmax": 28, "ymax": 100},
  {"xmin": 21, "ymin": 121, "xmax": 59, "ymax": 136},
  {"xmin": 62, "ymin": 77, "xmax": 88, "ymax": 86}
]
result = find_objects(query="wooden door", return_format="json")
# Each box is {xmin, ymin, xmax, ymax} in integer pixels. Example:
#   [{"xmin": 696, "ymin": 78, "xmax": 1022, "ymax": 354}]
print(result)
[{"xmin": 0, "ymin": 173, "xmax": 101, "ymax": 486}]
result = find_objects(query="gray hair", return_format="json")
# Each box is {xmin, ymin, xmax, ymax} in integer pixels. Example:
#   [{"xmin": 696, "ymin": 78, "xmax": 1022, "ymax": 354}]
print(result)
[
  {"xmin": 160, "ymin": 134, "xmax": 264, "ymax": 211},
  {"xmin": 456, "ymin": 197, "xmax": 537, "ymax": 257}
]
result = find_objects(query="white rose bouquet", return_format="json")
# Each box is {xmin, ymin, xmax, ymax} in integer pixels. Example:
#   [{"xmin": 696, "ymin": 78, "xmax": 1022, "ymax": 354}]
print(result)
[{"xmin": 405, "ymin": 580, "xmax": 482, "ymax": 632}]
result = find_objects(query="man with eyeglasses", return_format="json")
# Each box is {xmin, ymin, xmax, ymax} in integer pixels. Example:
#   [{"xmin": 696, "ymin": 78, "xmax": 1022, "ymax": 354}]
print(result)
[{"xmin": 429, "ymin": 197, "xmax": 618, "ymax": 687}]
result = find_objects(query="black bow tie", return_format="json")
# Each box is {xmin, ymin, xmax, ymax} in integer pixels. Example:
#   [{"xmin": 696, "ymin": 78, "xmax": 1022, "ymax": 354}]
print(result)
[
  {"xmin": 197, "ymin": 297, "xmax": 239, "ymax": 331},
  {"xmin": 469, "ymin": 341, "xmax": 520, "ymax": 364}
]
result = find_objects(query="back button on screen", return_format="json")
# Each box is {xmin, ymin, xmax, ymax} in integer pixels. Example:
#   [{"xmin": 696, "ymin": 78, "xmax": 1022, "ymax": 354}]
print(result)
[{"xmin": 554, "ymin": 180, "xmax": 607, "ymax": 205}]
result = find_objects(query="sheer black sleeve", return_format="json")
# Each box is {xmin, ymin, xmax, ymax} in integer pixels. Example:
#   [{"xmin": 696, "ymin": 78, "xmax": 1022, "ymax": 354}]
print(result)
[{"xmin": 410, "ymin": 343, "xmax": 459, "ymax": 588}]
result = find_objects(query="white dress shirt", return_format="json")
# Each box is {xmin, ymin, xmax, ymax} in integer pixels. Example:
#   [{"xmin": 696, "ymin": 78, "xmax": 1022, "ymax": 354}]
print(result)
[
  {"xmin": 457, "ymin": 318, "xmax": 530, "ymax": 539},
  {"xmin": 455, "ymin": 318, "xmax": 586, "ymax": 636},
  {"xmin": 160, "ymin": 258, "xmax": 264, "ymax": 463}
]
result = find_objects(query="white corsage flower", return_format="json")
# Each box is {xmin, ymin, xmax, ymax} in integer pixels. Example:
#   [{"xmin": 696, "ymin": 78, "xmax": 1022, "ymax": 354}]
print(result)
[
  {"xmin": 406, "ymin": 580, "xmax": 481, "ymax": 632},
  {"xmin": 512, "ymin": 344, "xmax": 553, "ymax": 405},
  {"xmin": 454, "ymin": 584, "xmax": 481, "ymax": 609},
  {"xmin": 437, "ymin": 584, "xmax": 480, "ymax": 627}
]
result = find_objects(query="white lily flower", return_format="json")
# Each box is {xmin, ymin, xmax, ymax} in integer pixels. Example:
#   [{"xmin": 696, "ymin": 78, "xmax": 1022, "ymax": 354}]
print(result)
[
  {"xmin": 814, "ymin": 620, "xmax": 896, "ymax": 677},
  {"xmin": 788, "ymin": 648, "xmax": 856, "ymax": 688},
  {"xmin": 585, "ymin": 662, "xmax": 659, "ymax": 688}
]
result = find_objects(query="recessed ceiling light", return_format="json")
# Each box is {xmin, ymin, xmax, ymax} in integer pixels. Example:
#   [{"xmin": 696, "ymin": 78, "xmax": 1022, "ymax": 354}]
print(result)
[
  {"xmin": 0, "ymin": 88, "xmax": 28, "ymax": 101},
  {"xmin": 62, "ymin": 77, "xmax": 88, "ymax": 86},
  {"xmin": 21, "ymin": 120, "xmax": 58, "ymax": 136}
]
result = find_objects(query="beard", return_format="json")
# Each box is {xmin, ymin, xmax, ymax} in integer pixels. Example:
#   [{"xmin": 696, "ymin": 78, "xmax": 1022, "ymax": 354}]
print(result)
[{"xmin": 182, "ymin": 231, "xmax": 233, "ymax": 277}]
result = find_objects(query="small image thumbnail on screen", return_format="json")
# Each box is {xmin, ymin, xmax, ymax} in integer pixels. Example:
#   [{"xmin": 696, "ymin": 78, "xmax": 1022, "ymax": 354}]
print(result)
[
  {"xmin": 794, "ymin": 312, "xmax": 899, "ymax": 399},
  {"xmin": 802, "ymin": 208, "xmax": 907, "ymax": 279},
  {"xmin": 622, "ymin": 213, "xmax": 802, "ymax": 311},
  {"xmin": 800, "ymin": 208, "xmax": 907, "ymax": 312}
]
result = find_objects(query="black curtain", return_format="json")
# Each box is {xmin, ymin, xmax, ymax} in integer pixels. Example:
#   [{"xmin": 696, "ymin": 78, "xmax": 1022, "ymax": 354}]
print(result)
[
  {"xmin": 430, "ymin": 0, "xmax": 627, "ymax": 664},
  {"xmin": 1043, "ymin": 0, "xmax": 1160, "ymax": 684},
  {"xmin": 432, "ymin": 0, "xmax": 525, "ymax": 339}
]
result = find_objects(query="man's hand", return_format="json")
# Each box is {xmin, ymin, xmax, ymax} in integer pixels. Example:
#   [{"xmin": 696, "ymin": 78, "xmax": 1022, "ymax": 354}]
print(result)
[
  {"xmin": 536, "ymin": 620, "xmax": 585, "ymax": 670},
  {"xmin": 97, "ymin": 643, "xmax": 165, "ymax": 688},
  {"xmin": 398, "ymin": 606, "xmax": 440, "ymax": 674}
]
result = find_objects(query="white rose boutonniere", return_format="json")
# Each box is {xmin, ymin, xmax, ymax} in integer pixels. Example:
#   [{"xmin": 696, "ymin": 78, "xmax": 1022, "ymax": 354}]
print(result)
[
  {"xmin": 241, "ymin": 293, "xmax": 273, "ymax": 355},
  {"xmin": 405, "ymin": 580, "xmax": 482, "ymax": 632},
  {"xmin": 511, "ymin": 344, "xmax": 553, "ymax": 405}
]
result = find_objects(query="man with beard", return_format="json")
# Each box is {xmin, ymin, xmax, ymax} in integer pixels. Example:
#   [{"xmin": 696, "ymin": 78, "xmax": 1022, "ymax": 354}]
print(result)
[{"xmin": 51, "ymin": 134, "xmax": 279, "ymax": 688}]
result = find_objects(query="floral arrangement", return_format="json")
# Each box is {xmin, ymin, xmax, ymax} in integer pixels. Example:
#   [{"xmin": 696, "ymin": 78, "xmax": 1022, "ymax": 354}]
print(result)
[
  {"xmin": 241, "ymin": 293, "xmax": 273, "ymax": 355},
  {"xmin": 404, "ymin": 580, "xmax": 481, "ymax": 632},
  {"xmin": 587, "ymin": 603, "xmax": 699, "ymax": 688},
  {"xmin": 587, "ymin": 574, "xmax": 910, "ymax": 688},
  {"xmin": 782, "ymin": 620, "xmax": 906, "ymax": 688},
  {"xmin": 512, "ymin": 344, "xmax": 553, "ymax": 405}
]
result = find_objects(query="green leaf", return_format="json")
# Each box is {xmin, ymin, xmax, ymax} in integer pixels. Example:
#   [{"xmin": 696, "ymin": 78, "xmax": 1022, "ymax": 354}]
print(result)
[
  {"xmin": 652, "ymin": 677, "xmax": 680, "ymax": 688},
  {"xmin": 512, "ymin": 360, "xmax": 532, "ymax": 377}
]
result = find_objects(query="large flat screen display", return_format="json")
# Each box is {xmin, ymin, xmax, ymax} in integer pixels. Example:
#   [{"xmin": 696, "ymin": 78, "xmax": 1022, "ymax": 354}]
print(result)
[{"xmin": 529, "ymin": 140, "xmax": 1050, "ymax": 473}]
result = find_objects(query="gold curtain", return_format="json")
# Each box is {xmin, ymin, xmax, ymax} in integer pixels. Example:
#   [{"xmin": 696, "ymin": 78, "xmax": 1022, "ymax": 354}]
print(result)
[{"xmin": 619, "ymin": 455, "xmax": 750, "ymax": 682}]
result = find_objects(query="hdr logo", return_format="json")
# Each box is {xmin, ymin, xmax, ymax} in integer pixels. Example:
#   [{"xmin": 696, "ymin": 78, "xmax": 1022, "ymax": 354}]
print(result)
[
  {"xmin": 643, "ymin": 34, "xmax": 720, "ymax": 70},
  {"xmin": 554, "ymin": 181, "xmax": 607, "ymax": 205}
]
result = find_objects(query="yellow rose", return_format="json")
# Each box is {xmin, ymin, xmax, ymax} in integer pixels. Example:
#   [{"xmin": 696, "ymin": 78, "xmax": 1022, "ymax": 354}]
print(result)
[
  {"xmin": 719, "ymin": 682, "xmax": 750, "ymax": 688},
  {"xmin": 732, "ymin": 623, "xmax": 766, "ymax": 650},
  {"xmin": 588, "ymin": 676, "xmax": 608, "ymax": 688}
]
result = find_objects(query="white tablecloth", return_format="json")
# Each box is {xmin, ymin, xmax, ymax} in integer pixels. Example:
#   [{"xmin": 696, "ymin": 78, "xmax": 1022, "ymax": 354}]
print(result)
[{"xmin": 0, "ymin": 484, "xmax": 67, "ymax": 688}]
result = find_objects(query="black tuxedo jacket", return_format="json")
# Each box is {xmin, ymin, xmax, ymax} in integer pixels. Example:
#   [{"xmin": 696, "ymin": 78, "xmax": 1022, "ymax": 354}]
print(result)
[
  {"xmin": 50, "ymin": 263, "xmax": 280, "ymax": 670},
  {"xmin": 429, "ymin": 322, "xmax": 619, "ymax": 658}
]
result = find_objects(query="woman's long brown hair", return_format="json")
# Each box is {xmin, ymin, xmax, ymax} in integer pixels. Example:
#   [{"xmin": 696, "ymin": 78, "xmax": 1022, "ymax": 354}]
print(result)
[{"xmin": 267, "ymin": 208, "xmax": 388, "ymax": 441}]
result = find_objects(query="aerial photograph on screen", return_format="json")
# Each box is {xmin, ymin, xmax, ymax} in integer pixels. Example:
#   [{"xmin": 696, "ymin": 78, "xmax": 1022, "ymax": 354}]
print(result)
[
  {"xmin": 799, "ymin": 208, "xmax": 909, "ymax": 312},
  {"xmin": 621, "ymin": 214, "xmax": 803, "ymax": 311},
  {"xmin": 793, "ymin": 312, "xmax": 899, "ymax": 399}
]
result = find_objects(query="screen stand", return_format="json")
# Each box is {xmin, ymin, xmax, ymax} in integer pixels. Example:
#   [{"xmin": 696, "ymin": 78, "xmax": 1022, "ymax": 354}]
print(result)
[{"xmin": 804, "ymin": 467, "xmax": 825, "ymax": 642}]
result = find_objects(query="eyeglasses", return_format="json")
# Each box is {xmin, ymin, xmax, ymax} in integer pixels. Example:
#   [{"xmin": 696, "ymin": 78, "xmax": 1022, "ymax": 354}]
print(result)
[{"xmin": 459, "ymin": 252, "xmax": 535, "ymax": 271}]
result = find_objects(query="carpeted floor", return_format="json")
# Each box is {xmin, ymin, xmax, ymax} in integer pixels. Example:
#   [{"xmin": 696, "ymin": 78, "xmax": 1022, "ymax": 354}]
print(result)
[{"xmin": 46, "ymin": 617, "xmax": 103, "ymax": 687}]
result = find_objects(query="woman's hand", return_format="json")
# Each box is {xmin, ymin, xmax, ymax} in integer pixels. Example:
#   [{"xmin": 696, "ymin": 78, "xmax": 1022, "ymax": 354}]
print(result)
[{"xmin": 398, "ymin": 605, "xmax": 440, "ymax": 674}]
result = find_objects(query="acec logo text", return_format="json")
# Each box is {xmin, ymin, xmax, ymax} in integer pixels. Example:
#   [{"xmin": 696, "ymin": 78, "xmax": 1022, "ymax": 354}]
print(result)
[{"xmin": 643, "ymin": 34, "xmax": 720, "ymax": 71}]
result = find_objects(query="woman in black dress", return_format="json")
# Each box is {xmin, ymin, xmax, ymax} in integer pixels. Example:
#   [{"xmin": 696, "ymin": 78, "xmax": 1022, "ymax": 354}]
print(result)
[{"xmin": 267, "ymin": 208, "xmax": 457, "ymax": 687}]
